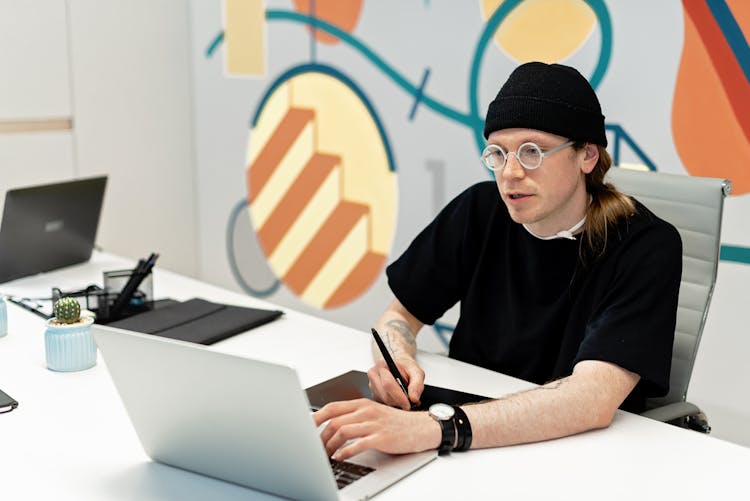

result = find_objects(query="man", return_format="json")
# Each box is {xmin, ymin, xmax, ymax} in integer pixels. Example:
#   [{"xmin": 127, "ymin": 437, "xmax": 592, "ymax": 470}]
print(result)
[{"xmin": 313, "ymin": 62, "xmax": 682, "ymax": 461}]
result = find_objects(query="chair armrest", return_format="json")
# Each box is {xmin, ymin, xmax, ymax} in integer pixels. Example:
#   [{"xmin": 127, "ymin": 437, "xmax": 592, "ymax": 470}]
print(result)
[{"xmin": 640, "ymin": 401, "xmax": 701, "ymax": 422}]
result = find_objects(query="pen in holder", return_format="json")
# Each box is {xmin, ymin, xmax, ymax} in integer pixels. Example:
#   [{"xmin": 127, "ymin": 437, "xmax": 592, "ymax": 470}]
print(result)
[{"xmin": 98, "ymin": 268, "xmax": 154, "ymax": 322}]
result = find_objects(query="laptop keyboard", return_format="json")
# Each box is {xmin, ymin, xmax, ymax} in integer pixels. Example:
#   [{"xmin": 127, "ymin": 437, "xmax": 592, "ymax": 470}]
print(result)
[{"xmin": 330, "ymin": 458, "xmax": 375, "ymax": 489}]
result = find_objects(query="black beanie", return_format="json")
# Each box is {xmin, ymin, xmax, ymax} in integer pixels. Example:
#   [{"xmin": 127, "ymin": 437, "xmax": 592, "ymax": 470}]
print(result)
[{"xmin": 483, "ymin": 62, "xmax": 607, "ymax": 147}]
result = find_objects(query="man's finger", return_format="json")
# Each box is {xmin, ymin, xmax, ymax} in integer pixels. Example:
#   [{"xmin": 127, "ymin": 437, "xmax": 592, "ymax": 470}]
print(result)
[
  {"xmin": 313, "ymin": 398, "xmax": 366, "ymax": 426},
  {"xmin": 380, "ymin": 373, "xmax": 411, "ymax": 409},
  {"xmin": 404, "ymin": 366, "xmax": 425, "ymax": 404},
  {"xmin": 325, "ymin": 421, "xmax": 373, "ymax": 457},
  {"xmin": 332, "ymin": 434, "xmax": 375, "ymax": 462}
]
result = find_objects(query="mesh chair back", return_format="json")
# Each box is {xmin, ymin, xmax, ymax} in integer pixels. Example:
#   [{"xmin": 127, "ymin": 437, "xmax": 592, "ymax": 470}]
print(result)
[{"xmin": 606, "ymin": 168, "xmax": 729, "ymax": 406}]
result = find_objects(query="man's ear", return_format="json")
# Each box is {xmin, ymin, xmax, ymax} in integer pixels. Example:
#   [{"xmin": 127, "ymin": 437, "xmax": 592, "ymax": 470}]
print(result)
[{"xmin": 581, "ymin": 143, "xmax": 599, "ymax": 174}]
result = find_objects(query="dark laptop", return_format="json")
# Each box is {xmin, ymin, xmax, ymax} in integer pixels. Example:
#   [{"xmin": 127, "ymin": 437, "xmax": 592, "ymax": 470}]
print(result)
[{"xmin": 0, "ymin": 176, "xmax": 107, "ymax": 283}]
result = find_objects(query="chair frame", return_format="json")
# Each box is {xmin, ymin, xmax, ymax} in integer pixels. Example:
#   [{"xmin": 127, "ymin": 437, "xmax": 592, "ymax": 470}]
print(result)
[{"xmin": 607, "ymin": 167, "xmax": 731, "ymax": 432}]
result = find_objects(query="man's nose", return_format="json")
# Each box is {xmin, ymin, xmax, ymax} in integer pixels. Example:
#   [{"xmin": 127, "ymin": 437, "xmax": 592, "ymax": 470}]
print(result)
[{"xmin": 502, "ymin": 153, "xmax": 526, "ymax": 180}]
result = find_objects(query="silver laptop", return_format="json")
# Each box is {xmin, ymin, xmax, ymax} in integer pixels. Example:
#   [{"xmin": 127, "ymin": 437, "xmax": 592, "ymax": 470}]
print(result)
[
  {"xmin": 0, "ymin": 176, "xmax": 107, "ymax": 283},
  {"xmin": 93, "ymin": 325, "xmax": 436, "ymax": 500}
]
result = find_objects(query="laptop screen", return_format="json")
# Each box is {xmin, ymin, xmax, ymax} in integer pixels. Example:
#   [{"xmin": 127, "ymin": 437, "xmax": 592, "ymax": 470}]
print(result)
[{"xmin": 0, "ymin": 176, "xmax": 107, "ymax": 283}]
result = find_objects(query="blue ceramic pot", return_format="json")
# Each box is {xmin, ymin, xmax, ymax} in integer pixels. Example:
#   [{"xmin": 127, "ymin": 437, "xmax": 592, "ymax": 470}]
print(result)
[{"xmin": 45, "ymin": 316, "xmax": 96, "ymax": 372}]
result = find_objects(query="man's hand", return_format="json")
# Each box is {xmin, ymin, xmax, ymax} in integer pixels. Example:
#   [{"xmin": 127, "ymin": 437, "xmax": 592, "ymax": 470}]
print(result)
[
  {"xmin": 313, "ymin": 399, "xmax": 439, "ymax": 461},
  {"xmin": 369, "ymin": 298, "xmax": 425, "ymax": 409},
  {"xmin": 368, "ymin": 358, "xmax": 425, "ymax": 410}
]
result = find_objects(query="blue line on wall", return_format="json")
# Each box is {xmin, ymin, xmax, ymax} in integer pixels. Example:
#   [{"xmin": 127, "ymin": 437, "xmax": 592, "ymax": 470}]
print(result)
[
  {"xmin": 720, "ymin": 244, "xmax": 750, "ymax": 265},
  {"xmin": 408, "ymin": 68, "xmax": 431, "ymax": 121},
  {"xmin": 467, "ymin": 0, "xmax": 613, "ymax": 154},
  {"xmin": 206, "ymin": 13, "xmax": 475, "ymax": 127},
  {"xmin": 706, "ymin": 0, "xmax": 750, "ymax": 83},
  {"xmin": 605, "ymin": 124, "xmax": 657, "ymax": 171},
  {"xmin": 266, "ymin": 10, "xmax": 477, "ymax": 128},
  {"xmin": 309, "ymin": 0, "xmax": 317, "ymax": 62},
  {"xmin": 247, "ymin": 62, "xmax": 397, "ymax": 173},
  {"xmin": 206, "ymin": 32, "xmax": 223, "ymax": 57}
]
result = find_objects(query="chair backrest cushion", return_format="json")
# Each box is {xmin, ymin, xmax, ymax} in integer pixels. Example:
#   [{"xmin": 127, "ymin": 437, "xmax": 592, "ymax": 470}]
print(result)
[{"xmin": 605, "ymin": 168, "xmax": 727, "ymax": 406}]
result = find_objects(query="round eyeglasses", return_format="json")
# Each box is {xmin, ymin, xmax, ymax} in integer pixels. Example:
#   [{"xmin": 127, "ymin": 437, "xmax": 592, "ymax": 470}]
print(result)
[{"xmin": 481, "ymin": 140, "xmax": 574, "ymax": 171}]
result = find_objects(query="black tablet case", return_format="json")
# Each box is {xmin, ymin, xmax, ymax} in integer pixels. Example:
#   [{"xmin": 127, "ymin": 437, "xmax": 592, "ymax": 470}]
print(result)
[
  {"xmin": 106, "ymin": 298, "xmax": 283, "ymax": 345},
  {"xmin": 306, "ymin": 370, "xmax": 490, "ymax": 411}
]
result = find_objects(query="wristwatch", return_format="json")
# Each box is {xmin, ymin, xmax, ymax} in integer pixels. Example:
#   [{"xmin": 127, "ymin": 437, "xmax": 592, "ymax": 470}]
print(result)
[{"xmin": 428, "ymin": 403, "xmax": 456, "ymax": 455}]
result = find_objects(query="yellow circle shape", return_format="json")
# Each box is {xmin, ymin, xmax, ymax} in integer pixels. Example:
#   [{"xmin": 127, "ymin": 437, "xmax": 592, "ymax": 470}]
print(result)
[
  {"xmin": 481, "ymin": 0, "xmax": 596, "ymax": 63},
  {"xmin": 245, "ymin": 71, "xmax": 397, "ymax": 309}
]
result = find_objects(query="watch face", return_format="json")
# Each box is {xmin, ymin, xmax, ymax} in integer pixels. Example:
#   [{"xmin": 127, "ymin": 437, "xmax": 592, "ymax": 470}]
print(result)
[{"xmin": 429, "ymin": 403, "xmax": 455, "ymax": 420}]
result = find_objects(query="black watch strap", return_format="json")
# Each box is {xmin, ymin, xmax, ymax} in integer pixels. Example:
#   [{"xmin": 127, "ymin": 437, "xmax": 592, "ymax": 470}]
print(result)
[
  {"xmin": 436, "ymin": 417, "xmax": 456, "ymax": 455},
  {"xmin": 452, "ymin": 406, "xmax": 473, "ymax": 452}
]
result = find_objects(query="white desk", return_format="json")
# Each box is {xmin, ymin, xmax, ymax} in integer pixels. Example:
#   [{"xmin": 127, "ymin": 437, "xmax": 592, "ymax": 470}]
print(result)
[{"xmin": 1, "ymin": 253, "xmax": 748, "ymax": 500}]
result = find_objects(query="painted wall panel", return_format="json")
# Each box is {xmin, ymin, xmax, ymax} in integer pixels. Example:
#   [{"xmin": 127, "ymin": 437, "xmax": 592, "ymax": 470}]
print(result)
[
  {"xmin": 67, "ymin": 0, "xmax": 197, "ymax": 276},
  {"xmin": 0, "ymin": 132, "xmax": 75, "ymax": 221},
  {"xmin": 0, "ymin": 0, "xmax": 71, "ymax": 120}
]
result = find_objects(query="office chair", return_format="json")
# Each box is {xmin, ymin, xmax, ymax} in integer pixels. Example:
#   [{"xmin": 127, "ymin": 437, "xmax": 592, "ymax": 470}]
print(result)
[{"xmin": 606, "ymin": 167, "xmax": 731, "ymax": 433}]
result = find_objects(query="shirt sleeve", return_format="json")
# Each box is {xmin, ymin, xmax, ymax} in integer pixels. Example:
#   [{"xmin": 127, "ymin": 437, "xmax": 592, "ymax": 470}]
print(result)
[
  {"xmin": 574, "ymin": 220, "xmax": 683, "ymax": 397},
  {"xmin": 386, "ymin": 183, "xmax": 491, "ymax": 325}
]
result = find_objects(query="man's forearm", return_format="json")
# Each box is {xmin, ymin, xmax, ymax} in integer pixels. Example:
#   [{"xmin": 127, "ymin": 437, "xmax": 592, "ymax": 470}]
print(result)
[
  {"xmin": 372, "ymin": 298, "xmax": 423, "ymax": 361},
  {"xmin": 462, "ymin": 360, "xmax": 640, "ymax": 448},
  {"xmin": 373, "ymin": 318, "xmax": 418, "ymax": 360}
]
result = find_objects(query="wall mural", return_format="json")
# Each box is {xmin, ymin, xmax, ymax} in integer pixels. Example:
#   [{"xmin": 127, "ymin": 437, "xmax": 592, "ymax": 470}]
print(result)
[
  {"xmin": 205, "ymin": 1, "xmax": 749, "ymax": 337},
  {"xmin": 246, "ymin": 66, "xmax": 395, "ymax": 309},
  {"xmin": 673, "ymin": 0, "xmax": 749, "ymax": 195},
  {"xmin": 673, "ymin": 0, "xmax": 749, "ymax": 264}
]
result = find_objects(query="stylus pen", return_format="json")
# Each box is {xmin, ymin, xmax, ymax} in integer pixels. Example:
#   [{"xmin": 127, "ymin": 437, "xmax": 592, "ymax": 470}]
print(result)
[{"xmin": 370, "ymin": 328, "xmax": 416, "ymax": 409}]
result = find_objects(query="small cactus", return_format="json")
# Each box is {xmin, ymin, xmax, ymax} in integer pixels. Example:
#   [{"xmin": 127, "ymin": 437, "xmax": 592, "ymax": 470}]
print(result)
[{"xmin": 54, "ymin": 297, "xmax": 81, "ymax": 324}]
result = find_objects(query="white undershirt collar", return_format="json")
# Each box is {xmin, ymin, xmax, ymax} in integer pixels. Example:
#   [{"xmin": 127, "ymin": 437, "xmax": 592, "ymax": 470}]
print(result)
[{"xmin": 523, "ymin": 214, "xmax": 587, "ymax": 241}]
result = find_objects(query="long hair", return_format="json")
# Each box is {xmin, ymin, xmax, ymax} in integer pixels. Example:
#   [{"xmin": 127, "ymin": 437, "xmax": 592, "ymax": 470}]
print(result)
[{"xmin": 573, "ymin": 142, "xmax": 636, "ymax": 258}]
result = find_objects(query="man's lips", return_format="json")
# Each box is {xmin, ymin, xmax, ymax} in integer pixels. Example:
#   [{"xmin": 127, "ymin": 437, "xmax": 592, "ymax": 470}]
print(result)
[{"xmin": 505, "ymin": 192, "xmax": 533, "ymax": 200}]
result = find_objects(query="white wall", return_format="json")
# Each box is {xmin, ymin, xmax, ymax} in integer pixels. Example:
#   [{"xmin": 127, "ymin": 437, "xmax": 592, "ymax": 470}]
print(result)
[
  {"xmin": 1, "ymin": 0, "xmax": 197, "ymax": 277},
  {"xmin": 0, "ymin": 0, "xmax": 75, "ymax": 200},
  {"xmin": 68, "ymin": 0, "xmax": 197, "ymax": 276},
  {"xmin": 689, "ymin": 262, "xmax": 750, "ymax": 447}
]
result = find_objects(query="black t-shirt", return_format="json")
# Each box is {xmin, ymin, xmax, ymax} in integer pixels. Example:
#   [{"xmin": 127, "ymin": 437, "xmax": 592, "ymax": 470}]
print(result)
[{"xmin": 387, "ymin": 181, "xmax": 682, "ymax": 412}]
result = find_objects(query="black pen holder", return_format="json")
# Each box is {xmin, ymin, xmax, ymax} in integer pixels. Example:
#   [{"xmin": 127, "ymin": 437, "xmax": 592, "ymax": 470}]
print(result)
[
  {"xmin": 51, "ymin": 284, "xmax": 106, "ymax": 313},
  {"xmin": 49, "ymin": 268, "xmax": 154, "ymax": 323},
  {"xmin": 97, "ymin": 269, "xmax": 154, "ymax": 322}
]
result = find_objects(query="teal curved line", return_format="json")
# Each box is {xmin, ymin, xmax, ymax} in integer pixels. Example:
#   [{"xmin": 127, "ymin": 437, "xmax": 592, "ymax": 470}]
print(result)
[
  {"xmin": 707, "ymin": 0, "xmax": 750, "ymax": 83},
  {"xmin": 266, "ymin": 10, "xmax": 475, "ymax": 128},
  {"xmin": 720, "ymin": 244, "xmax": 750, "ymax": 265},
  {"xmin": 206, "ymin": 32, "xmax": 223, "ymax": 58},
  {"xmin": 249, "ymin": 62, "xmax": 397, "ymax": 172},
  {"xmin": 468, "ymin": 0, "xmax": 522, "ymax": 153},
  {"xmin": 586, "ymin": 0, "xmax": 613, "ymax": 90},
  {"xmin": 206, "ymin": 10, "xmax": 474, "ymax": 128},
  {"xmin": 468, "ymin": 0, "xmax": 613, "ymax": 153},
  {"xmin": 209, "ymin": 4, "xmax": 613, "ymax": 139}
]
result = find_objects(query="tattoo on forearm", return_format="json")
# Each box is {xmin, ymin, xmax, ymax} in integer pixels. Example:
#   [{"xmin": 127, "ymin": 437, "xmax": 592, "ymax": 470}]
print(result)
[{"xmin": 384, "ymin": 319, "xmax": 416, "ymax": 347}]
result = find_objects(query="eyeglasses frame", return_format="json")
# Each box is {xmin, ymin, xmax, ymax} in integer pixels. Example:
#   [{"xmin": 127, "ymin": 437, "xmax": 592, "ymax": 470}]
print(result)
[{"xmin": 481, "ymin": 140, "xmax": 575, "ymax": 171}]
